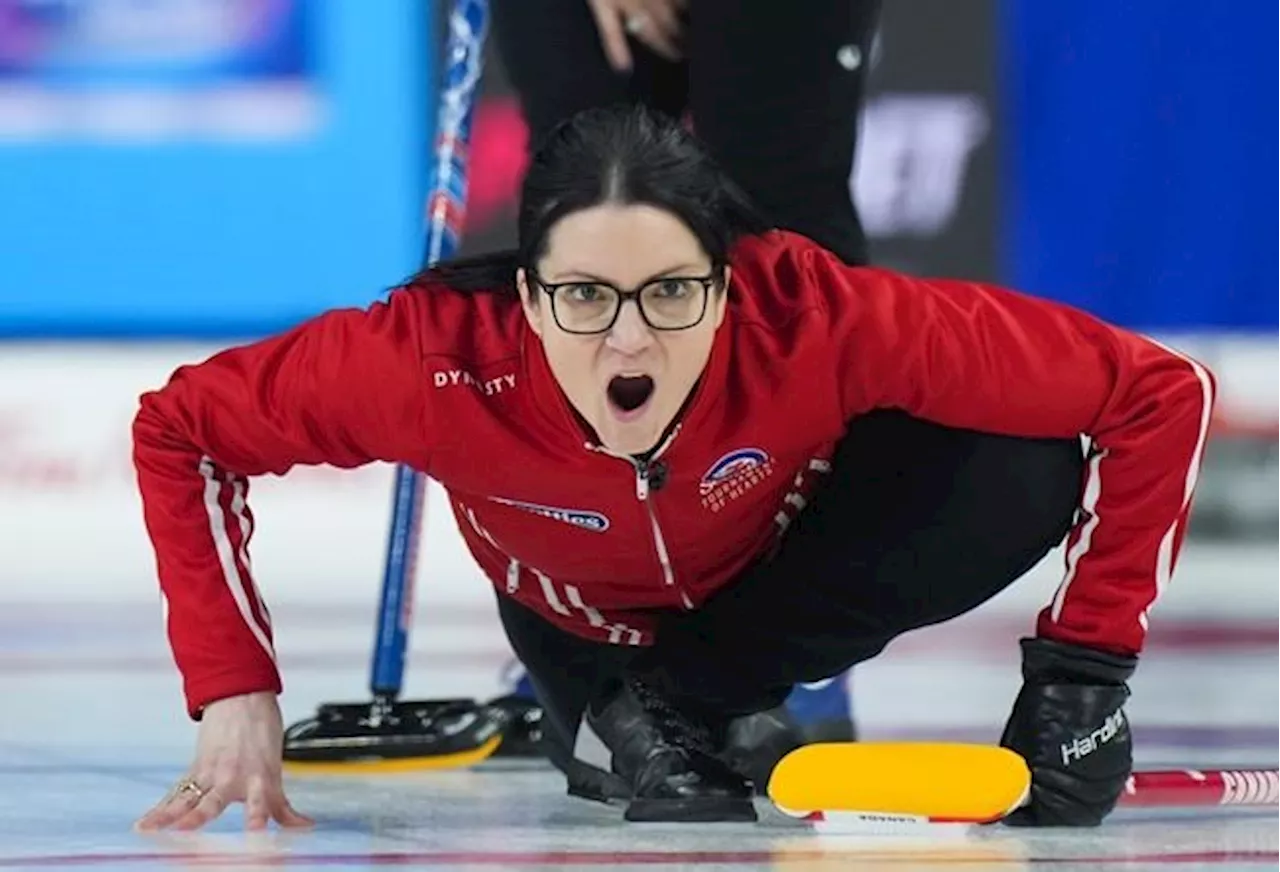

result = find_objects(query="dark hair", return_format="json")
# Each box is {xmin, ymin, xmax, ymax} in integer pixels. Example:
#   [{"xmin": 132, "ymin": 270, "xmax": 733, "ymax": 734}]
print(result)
[{"xmin": 413, "ymin": 103, "xmax": 772, "ymax": 295}]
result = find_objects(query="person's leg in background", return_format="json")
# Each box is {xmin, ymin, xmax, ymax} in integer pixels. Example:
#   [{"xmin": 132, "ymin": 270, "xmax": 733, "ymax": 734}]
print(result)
[
  {"xmin": 689, "ymin": 0, "xmax": 881, "ymax": 266},
  {"xmin": 489, "ymin": 0, "xmax": 687, "ymax": 149}
]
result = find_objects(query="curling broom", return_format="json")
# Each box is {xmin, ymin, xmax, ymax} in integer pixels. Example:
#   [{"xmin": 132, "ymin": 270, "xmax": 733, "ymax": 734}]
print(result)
[
  {"xmin": 767, "ymin": 742, "xmax": 1279, "ymax": 830},
  {"xmin": 282, "ymin": 0, "xmax": 503, "ymax": 774}
]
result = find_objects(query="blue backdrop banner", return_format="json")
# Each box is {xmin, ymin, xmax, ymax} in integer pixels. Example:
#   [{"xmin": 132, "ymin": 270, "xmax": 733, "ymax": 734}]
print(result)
[
  {"xmin": 0, "ymin": 0, "xmax": 430, "ymax": 337},
  {"xmin": 999, "ymin": 0, "xmax": 1275, "ymax": 330},
  {"xmin": 0, "ymin": 0, "xmax": 311, "ymax": 83},
  {"xmin": 0, "ymin": 1, "xmax": 1272, "ymax": 337}
]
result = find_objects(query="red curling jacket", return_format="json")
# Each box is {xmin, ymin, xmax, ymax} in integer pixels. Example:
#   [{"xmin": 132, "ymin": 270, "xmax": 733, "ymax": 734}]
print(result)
[{"xmin": 131, "ymin": 231, "xmax": 1216, "ymax": 717}]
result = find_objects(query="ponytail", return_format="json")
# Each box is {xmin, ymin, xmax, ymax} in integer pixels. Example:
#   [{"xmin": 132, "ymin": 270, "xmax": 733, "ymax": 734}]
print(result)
[{"xmin": 407, "ymin": 249, "xmax": 521, "ymax": 296}]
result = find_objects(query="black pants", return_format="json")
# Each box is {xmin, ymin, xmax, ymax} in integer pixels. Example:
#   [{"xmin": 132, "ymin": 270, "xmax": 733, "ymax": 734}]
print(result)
[
  {"xmin": 498, "ymin": 411, "xmax": 1085, "ymax": 759},
  {"xmin": 490, "ymin": 0, "xmax": 880, "ymax": 265}
]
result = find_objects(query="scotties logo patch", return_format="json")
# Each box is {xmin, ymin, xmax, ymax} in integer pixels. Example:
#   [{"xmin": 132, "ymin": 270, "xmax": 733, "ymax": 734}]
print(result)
[
  {"xmin": 700, "ymin": 448, "xmax": 775, "ymax": 511},
  {"xmin": 489, "ymin": 496, "xmax": 610, "ymax": 533}
]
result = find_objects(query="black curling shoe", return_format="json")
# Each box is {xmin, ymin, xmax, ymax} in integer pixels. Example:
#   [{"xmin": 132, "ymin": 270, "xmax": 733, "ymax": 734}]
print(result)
[
  {"xmin": 586, "ymin": 676, "xmax": 756, "ymax": 822},
  {"xmin": 720, "ymin": 705, "xmax": 806, "ymax": 796}
]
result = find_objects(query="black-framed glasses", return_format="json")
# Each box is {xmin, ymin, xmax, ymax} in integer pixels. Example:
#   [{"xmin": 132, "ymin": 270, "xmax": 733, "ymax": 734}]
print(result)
[{"xmin": 529, "ymin": 270, "xmax": 721, "ymax": 335}]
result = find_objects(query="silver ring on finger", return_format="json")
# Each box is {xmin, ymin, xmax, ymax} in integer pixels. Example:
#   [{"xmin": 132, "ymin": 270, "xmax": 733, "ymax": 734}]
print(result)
[{"xmin": 624, "ymin": 12, "xmax": 649, "ymax": 34}]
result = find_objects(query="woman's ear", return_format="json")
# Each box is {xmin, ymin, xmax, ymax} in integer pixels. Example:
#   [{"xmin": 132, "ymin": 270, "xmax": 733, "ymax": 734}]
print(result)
[{"xmin": 516, "ymin": 268, "xmax": 544, "ymax": 337}]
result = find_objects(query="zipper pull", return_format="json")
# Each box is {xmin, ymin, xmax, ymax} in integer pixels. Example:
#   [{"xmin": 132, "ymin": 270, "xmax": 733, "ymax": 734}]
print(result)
[{"xmin": 635, "ymin": 463, "xmax": 650, "ymax": 500}]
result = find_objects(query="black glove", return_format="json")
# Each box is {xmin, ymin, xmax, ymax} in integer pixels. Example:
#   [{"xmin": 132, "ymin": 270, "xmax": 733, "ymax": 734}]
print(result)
[{"xmin": 999, "ymin": 636, "xmax": 1136, "ymax": 827}]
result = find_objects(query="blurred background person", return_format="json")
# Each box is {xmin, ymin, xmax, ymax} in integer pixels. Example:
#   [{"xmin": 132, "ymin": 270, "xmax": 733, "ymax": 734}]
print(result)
[{"xmin": 493, "ymin": 0, "xmax": 879, "ymax": 267}]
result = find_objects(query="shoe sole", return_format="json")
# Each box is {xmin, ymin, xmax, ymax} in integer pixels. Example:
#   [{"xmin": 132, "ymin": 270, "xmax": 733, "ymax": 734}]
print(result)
[{"xmin": 624, "ymin": 796, "xmax": 757, "ymax": 823}]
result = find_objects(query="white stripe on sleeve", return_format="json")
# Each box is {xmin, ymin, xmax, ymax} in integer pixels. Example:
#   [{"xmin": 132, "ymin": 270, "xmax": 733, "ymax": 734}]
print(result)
[{"xmin": 200, "ymin": 457, "xmax": 275, "ymax": 662}]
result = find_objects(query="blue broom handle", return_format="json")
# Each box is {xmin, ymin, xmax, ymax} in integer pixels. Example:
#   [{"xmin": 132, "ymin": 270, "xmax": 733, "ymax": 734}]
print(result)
[{"xmin": 370, "ymin": 0, "xmax": 489, "ymax": 698}]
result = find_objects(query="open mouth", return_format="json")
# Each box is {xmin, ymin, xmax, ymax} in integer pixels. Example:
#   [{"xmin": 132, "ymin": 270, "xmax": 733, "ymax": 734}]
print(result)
[{"xmin": 607, "ymin": 375, "xmax": 655, "ymax": 414}]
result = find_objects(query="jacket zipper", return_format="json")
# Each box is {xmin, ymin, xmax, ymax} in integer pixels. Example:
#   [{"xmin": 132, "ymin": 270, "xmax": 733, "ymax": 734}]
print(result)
[{"xmin": 589, "ymin": 427, "xmax": 694, "ymax": 610}]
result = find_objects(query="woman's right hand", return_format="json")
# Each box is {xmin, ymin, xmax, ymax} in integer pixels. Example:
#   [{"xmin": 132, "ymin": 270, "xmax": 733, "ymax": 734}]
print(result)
[{"xmin": 135, "ymin": 691, "xmax": 314, "ymax": 832}]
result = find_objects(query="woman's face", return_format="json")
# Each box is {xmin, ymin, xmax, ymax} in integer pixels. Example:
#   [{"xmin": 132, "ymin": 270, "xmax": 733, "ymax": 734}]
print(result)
[{"xmin": 518, "ymin": 203, "xmax": 729, "ymax": 455}]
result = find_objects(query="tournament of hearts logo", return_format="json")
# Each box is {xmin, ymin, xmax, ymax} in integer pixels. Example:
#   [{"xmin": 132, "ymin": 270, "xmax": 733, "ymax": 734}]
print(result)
[{"xmin": 699, "ymin": 448, "xmax": 775, "ymax": 512}]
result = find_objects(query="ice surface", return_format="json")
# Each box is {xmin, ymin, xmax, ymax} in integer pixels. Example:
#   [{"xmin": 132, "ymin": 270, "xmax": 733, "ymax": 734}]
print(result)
[{"xmin": 1, "ymin": 544, "xmax": 1275, "ymax": 871}]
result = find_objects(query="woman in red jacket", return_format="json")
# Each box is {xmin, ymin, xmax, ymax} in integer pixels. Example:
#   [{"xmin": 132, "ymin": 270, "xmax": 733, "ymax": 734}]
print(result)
[
  {"xmin": 133, "ymin": 104, "xmax": 1214, "ymax": 831},
  {"xmin": 485, "ymin": 0, "xmax": 884, "ymax": 752}
]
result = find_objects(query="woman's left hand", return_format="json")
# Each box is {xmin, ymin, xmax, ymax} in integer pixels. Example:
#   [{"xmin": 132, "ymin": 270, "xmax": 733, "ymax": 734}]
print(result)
[{"xmin": 999, "ymin": 637, "xmax": 1136, "ymax": 826}]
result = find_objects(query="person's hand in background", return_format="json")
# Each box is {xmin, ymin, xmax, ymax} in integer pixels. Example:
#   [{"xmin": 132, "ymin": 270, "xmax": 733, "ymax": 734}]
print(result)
[{"xmin": 586, "ymin": 0, "xmax": 686, "ymax": 71}]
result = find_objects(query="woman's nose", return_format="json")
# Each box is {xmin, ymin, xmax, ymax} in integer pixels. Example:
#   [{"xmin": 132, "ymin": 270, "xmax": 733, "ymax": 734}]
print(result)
[{"xmin": 605, "ymin": 300, "xmax": 655, "ymax": 352}]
